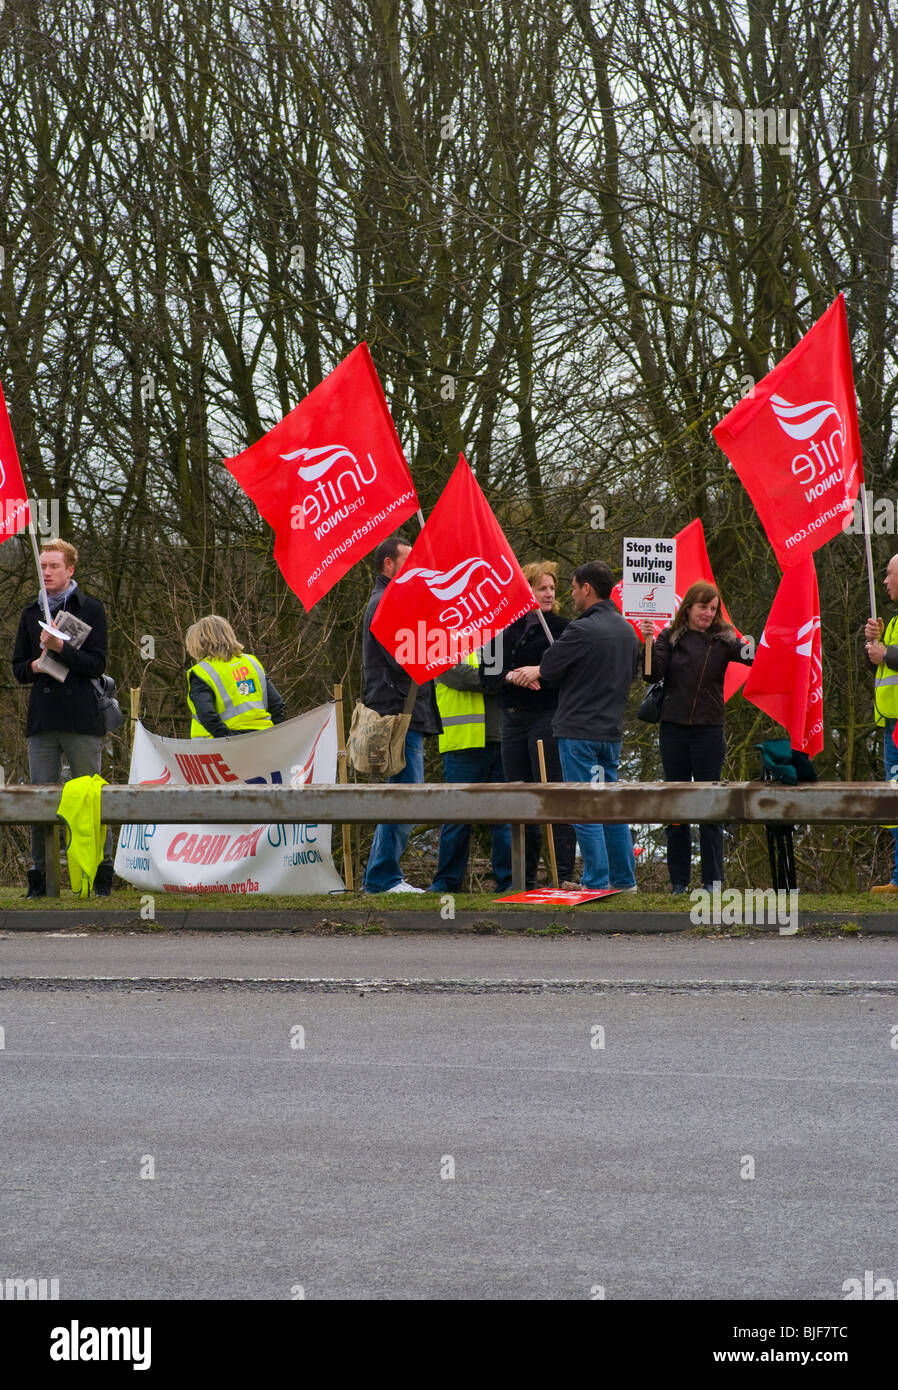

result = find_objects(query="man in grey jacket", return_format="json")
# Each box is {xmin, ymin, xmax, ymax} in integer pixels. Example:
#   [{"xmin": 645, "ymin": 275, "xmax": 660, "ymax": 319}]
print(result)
[{"xmin": 513, "ymin": 560, "xmax": 639, "ymax": 891}]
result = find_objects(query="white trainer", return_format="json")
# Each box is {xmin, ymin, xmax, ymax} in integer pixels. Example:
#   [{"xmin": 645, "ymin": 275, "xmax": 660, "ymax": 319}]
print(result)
[{"xmin": 385, "ymin": 881, "xmax": 425, "ymax": 894}]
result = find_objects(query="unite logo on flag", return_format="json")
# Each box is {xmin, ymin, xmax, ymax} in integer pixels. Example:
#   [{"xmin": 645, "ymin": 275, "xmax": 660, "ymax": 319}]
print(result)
[
  {"xmin": 713, "ymin": 294, "xmax": 863, "ymax": 569},
  {"xmin": 396, "ymin": 553, "xmax": 516, "ymax": 616},
  {"xmin": 391, "ymin": 554, "xmax": 517, "ymax": 672},
  {"xmin": 223, "ymin": 344, "xmax": 419, "ymax": 612},
  {"xmin": 370, "ymin": 456, "xmax": 537, "ymax": 685},
  {"xmin": 769, "ymin": 394, "xmax": 850, "ymax": 505},
  {"xmin": 756, "ymin": 613, "xmax": 823, "ymax": 712},
  {"xmin": 742, "ymin": 557, "xmax": 823, "ymax": 756},
  {"xmin": 794, "ymin": 613, "xmax": 822, "ymax": 658},
  {"xmin": 280, "ymin": 443, "xmax": 377, "ymax": 536}
]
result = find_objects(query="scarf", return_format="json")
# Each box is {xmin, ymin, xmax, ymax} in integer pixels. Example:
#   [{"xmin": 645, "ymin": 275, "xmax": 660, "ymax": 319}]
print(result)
[{"xmin": 44, "ymin": 580, "xmax": 79, "ymax": 615}]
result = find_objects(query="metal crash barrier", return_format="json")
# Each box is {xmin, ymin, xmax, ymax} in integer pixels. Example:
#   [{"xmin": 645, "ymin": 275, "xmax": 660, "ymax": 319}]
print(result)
[{"xmin": 2, "ymin": 781, "xmax": 897, "ymax": 896}]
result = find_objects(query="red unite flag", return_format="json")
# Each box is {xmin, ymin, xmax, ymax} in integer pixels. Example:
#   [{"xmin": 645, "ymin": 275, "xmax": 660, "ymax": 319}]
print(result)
[
  {"xmin": 370, "ymin": 454, "xmax": 538, "ymax": 684},
  {"xmin": 223, "ymin": 343, "xmax": 419, "ymax": 611},
  {"xmin": 742, "ymin": 557, "xmax": 823, "ymax": 756},
  {"xmin": 713, "ymin": 294, "xmax": 862, "ymax": 569},
  {"xmin": 612, "ymin": 517, "xmax": 749, "ymax": 701},
  {"xmin": 0, "ymin": 380, "xmax": 32, "ymax": 542}
]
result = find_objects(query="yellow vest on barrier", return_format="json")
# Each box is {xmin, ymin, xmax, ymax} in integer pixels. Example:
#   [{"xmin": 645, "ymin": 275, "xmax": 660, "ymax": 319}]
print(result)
[
  {"xmin": 436, "ymin": 655, "xmax": 486, "ymax": 754},
  {"xmin": 874, "ymin": 616, "xmax": 898, "ymax": 725},
  {"xmin": 187, "ymin": 653, "xmax": 273, "ymax": 739},
  {"xmin": 57, "ymin": 774, "xmax": 107, "ymax": 897}
]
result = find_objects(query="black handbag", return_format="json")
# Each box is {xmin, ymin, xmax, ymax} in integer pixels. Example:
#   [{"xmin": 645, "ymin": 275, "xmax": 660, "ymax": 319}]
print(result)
[
  {"xmin": 637, "ymin": 680, "xmax": 665, "ymax": 723},
  {"xmin": 92, "ymin": 674, "xmax": 125, "ymax": 733}
]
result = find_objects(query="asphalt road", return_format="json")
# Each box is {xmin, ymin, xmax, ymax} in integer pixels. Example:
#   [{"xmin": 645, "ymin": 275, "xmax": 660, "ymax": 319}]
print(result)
[
  {"xmin": 1, "ymin": 928, "xmax": 897, "ymax": 985},
  {"xmin": 1, "ymin": 932, "xmax": 896, "ymax": 1301}
]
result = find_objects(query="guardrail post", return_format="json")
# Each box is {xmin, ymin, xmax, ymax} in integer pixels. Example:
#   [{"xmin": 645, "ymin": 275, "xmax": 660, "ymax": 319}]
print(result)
[
  {"xmin": 43, "ymin": 823, "xmax": 61, "ymax": 898},
  {"xmin": 511, "ymin": 823, "xmax": 526, "ymax": 891}
]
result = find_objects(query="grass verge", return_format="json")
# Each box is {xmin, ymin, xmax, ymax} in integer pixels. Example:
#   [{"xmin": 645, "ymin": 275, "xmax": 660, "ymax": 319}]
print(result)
[{"xmin": 0, "ymin": 888, "xmax": 894, "ymax": 914}]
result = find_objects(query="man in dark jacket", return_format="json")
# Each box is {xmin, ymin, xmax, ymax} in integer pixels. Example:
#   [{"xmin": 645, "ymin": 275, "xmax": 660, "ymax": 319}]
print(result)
[
  {"xmin": 361, "ymin": 535, "xmax": 441, "ymax": 892},
  {"xmin": 514, "ymin": 560, "xmax": 639, "ymax": 891},
  {"xmin": 12, "ymin": 539, "xmax": 115, "ymax": 896}
]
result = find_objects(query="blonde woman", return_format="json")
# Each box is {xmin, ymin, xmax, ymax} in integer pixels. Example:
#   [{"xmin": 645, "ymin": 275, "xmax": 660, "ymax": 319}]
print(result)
[{"xmin": 185, "ymin": 615, "xmax": 285, "ymax": 738}]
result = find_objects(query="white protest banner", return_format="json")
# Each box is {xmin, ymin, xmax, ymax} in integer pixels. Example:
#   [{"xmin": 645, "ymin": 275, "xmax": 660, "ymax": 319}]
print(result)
[
  {"xmin": 114, "ymin": 703, "xmax": 345, "ymax": 895},
  {"xmin": 621, "ymin": 537, "xmax": 677, "ymax": 620}
]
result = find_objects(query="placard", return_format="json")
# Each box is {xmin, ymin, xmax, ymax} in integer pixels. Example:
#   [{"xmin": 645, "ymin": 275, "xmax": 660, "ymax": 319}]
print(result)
[{"xmin": 621, "ymin": 537, "xmax": 677, "ymax": 620}]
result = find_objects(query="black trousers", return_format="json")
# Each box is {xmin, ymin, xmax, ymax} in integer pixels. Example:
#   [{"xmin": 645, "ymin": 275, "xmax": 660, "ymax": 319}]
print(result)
[
  {"xmin": 658, "ymin": 722, "xmax": 726, "ymax": 889},
  {"xmin": 501, "ymin": 710, "xmax": 576, "ymax": 887}
]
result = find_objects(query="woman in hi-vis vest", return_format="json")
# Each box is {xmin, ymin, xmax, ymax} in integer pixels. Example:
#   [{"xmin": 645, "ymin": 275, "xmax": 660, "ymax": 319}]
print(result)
[{"xmin": 185, "ymin": 615, "xmax": 286, "ymax": 738}]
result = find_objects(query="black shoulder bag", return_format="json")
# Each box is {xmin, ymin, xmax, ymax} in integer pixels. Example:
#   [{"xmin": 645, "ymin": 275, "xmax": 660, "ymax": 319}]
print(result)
[{"xmin": 637, "ymin": 680, "xmax": 665, "ymax": 723}]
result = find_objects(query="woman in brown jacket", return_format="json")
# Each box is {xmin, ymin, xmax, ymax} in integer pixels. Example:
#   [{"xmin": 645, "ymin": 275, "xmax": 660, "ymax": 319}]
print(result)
[{"xmin": 642, "ymin": 582, "xmax": 753, "ymax": 894}]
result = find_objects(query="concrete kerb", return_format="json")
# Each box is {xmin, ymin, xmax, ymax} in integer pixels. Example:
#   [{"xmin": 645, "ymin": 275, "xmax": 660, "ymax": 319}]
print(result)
[{"xmin": 0, "ymin": 909, "xmax": 895, "ymax": 933}]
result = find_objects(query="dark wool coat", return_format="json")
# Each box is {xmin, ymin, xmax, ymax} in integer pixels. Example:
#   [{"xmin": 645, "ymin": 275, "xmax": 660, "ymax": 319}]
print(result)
[{"xmin": 13, "ymin": 588, "xmax": 108, "ymax": 737}]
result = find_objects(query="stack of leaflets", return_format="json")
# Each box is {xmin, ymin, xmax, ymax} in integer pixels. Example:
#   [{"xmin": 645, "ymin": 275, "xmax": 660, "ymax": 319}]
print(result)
[{"xmin": 35, "ymin": 610, "xmax": 92, "ymax": 682}]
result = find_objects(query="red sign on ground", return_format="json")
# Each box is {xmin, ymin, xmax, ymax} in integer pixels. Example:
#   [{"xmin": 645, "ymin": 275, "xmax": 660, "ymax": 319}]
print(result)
[{"xmin": 494, "ymin": 888, "xmax": 624, "ymax": 905}]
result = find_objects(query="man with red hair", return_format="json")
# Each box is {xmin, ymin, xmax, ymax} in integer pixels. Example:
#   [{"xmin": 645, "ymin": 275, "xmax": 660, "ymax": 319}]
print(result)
[{"xmin": 12, "ymin": 539, "xmax": 115, "ymax": 897}]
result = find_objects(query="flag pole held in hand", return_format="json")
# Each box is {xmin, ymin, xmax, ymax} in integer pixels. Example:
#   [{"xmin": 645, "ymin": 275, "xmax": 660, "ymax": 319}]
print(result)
[
  {"xmin": 536, "ymin": 738, "xmax": 559, "ymax": 889},
  {"xmin": 860, "ymin": 482, "xmax": 878, "ymax": 623},
  {"xmin": 333, "ymin": 683, "xmax": 354, "ymax": 891}
]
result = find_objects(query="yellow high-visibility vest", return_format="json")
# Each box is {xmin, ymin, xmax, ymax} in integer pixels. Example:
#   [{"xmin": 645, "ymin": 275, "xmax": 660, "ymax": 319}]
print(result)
[
  {"xmin": 187, "ymin": 653, "xmax": 272, "ymax": 739},
  {"xmin": 436, "ymin": 654, "xmax": 486, "ymax": 753},
  {"xmin": 57, "ymin": 774, "xmax": 107, "ymax": 897},
  {"xmin": 874, "ymin": 616, "xmax": 898, "ymax": 725}
]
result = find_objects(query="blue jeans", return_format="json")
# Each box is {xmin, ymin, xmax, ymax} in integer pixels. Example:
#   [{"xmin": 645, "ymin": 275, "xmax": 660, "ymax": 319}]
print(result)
[
  {"xmin": 429, "ymin": 744, "xmax": 511, "ymax": 892},
  {"xmin": 363, "ymin": 729, "xmax": 425, "ymax": 892},
  {"xmin": 558, "ymin": 738, "xmax": 635, "ymax": 890},
  {"xmin": 884, "ymin": 721, "xmax": 898, "ymax": 885}
]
